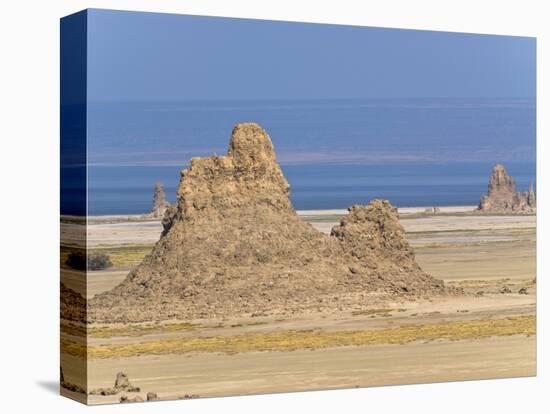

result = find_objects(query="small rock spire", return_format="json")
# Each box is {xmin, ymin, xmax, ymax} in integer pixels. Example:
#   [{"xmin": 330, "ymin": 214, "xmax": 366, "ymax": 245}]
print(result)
[
  {"xmin": 478, "ymin": 164, "xmax": 535, "ymax": 213},
  {"xmin": 151, "ymin": 182, "xmax": 170, "ymax": 218},
  {"xmin": 487, "ymin": 164, "xmax": 516, "ymax": 195},
  {"xmin": 527, "ymin": 182, "xmax": 536, "ymax": 207}
]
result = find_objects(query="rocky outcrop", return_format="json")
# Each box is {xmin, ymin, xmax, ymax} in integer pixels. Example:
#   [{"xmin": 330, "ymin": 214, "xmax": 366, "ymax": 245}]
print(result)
[
  {"xmin": 527, "ymin": 182, "xmax": 536, "ymax": 208},
  {"xmin": 331, "ymin": 202, "xmax": 446, "ymax": 295},
  {"xmin": 148, "ymin": 182, "xmax": 171, "ymax": 218},
  {"xmin": 60, "ymin": 282, "xmax": 86, "ymax": 323},
  {"xmin": 478, "ymin": 164, "xmax": 535, "ymax": 213},
  {"xmin": 88, "ymin": 123, "xmax": 457, "ymax": 323},
  {"xmin": 161, "ymin": 203, "xmax": 178, "ymax": 236},
  {"xmin": 115, "ymin": 372, "xmax": 137, "ymax": 390},
  {"xmin": 146, "ymin": 392, "xmax": 159, "ymax": 401},
  {"xmin": 89, "ymin": 372, "xmax": 140, "ymax": 396}
]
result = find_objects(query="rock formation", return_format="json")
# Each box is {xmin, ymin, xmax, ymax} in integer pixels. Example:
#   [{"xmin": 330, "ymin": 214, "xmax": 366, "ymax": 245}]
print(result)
[
  {"xmin": 89, "ymin": 372, "xmax": 140, "ymax": 396},
  {"xmin": 478, "ymin": 164, "xmax": 536, "ymax": 213},
  {"xmin": 527, "ymin": 182, "xmax": 536, "ymax": 207},
  {"xmin": 114, "ymin": 372, "xmax": 134, "ymax": 390},
  {"xmin": 60, "ymin": 282, "xmax": 86, "ymax": 323},
  {"xmin": 146, "ymin": 392, "xmax": 159, "ymax": 401},
  {"xmin": 330, "ymin": 202, "xmax": 445, "ymax": 294},
  {"xmin": 120, "ymin": 395, "xmax": 144, "ymax": 403},
  {"xmin": 88, "ymin": 123, "xmax": 457, "ymax": 323},
  {"xmin": 149, "ymin": 182, "xmax": 171, "ymax": 218}
]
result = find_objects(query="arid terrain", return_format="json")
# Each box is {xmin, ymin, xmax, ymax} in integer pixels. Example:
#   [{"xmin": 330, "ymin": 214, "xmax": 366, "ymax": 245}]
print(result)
[{"xmin": 60, "ymin": 206, "xmax": 536, "ymax": 404}]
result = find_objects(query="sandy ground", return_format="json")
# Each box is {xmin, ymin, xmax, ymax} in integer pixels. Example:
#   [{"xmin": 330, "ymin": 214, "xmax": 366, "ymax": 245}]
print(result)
[
  {"xmin": 61, "ymin": 268, "xmax": 130, "ymax": 299},
  {"xmin": 417, "ymin": 241, "xmax": 536, "ymax": 282},
  {"xmin": 60, "ymin": 207, "xmax": 537, "ymax": 404},
  {"xmin": 80, "ymin": 335, "xmax": 535, "ymax": 404}
]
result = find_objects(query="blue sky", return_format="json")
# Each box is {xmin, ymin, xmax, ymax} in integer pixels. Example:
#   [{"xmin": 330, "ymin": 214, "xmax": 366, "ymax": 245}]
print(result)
[
  {"xmin": 86, "ymin": 9, "xmax": 536, "ymax": 102},
  {"xmin": 82, "ymin": 9, "xmax": 535, "ymax": 168}
]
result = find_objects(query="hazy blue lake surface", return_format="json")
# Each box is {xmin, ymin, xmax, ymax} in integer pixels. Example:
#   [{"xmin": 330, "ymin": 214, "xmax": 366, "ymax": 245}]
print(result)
[
  {"xmin": 86, "ymin": 98, "xmax": 535, "ymax": 215},
  {"xmin": 88, "ymin": 162, "xmax": 535, "ymax": 215}
]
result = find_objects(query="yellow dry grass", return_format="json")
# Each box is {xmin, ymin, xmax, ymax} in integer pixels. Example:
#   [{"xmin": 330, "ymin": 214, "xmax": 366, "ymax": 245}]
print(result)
[
  {"xmin": 61, "ymin": 321, "xmax": 196, "ymax": 338},
  {"xmin": 93, "ymin": 246, "xmax": 152, "ymax": 268},
  {"xmin": 61, "ymin": 315, "xmax": 535, "ymax": 360},
  {"xmin": 60, "ymin": 246, "xmax": 152, "ymax": 269},
  {"xmin": 351, "ymin": 308, "xmax": 406, "ymax": 317},
  {"xmin": 61, "ymin": 322, "xmax": 87, "ymax": 337}
]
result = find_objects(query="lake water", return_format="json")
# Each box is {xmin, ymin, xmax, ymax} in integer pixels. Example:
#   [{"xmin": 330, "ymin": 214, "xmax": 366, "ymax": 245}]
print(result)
[
  {"xmin": 84, "ymin": 98, "xmax": 535, "ymax": 215},
  {"xmin": 88, "ymin": 162, "xmax": 535, "ymax": 215}
]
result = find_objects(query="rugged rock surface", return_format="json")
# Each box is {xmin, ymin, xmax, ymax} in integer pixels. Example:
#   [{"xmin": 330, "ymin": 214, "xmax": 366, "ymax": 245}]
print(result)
[
  {"xmin": 478, "ymin": 164, "xmax": 536, "ymax": 213},
  {"xmin": 161, "ymin": 203, "xmax": 178, "ymax": 236},
  {"xmin": 88, "ymin": 123, "xmax": 457, "ymax": 323},
  {"xmin": 331, "ymin": 202, "xmax": 446, "ymax": 295},
  {"xmin": 60, "ymin": 282, "xmax": 86, "ymax": 322}
]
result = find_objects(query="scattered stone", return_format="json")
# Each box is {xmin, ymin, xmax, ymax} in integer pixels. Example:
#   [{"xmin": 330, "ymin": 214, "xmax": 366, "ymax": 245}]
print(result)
[
  {"xmin": 499, "ymin": 287, "xmax": 512, "ymax": 294},
  {"xmin": 518, "ymin": 287, "xmax": 528, "ymax": 295},
  {"xmin": 478, "ymin": 164, "xmax": 535, "ymax": 213},
  {"xmin": 120, "ymin": 395, "xmax": 144, "ymax": 403},
  {"xmin": 178, "ymin": 394, "xmax": 200, "ymax": 399},
  {"xmin": 89, "ymin": 372, "xmax": 140, "ymax": 396},
  {"xmin": 146, "ymin": 392, "xmax": 159, "ymax": 401},
  {"xmin": 89, "ymin": 388, "xmax": 118, "ymax": 396},
  {"xmin": 88, "ymin": 123, "xmax": 459, "ymax": 324}
]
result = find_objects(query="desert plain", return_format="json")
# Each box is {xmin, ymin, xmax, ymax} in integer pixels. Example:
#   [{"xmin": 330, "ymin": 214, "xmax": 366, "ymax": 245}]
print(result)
[{"xmin": 60, "ymin": 206, "xmax": 536, "ymax": 404}]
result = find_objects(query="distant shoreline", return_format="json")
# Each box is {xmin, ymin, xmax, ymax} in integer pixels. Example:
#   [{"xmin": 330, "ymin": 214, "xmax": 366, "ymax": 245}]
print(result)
[
  {"xmin": 65, "ymin": 205, "xmax": 479, "ymax": 224},
  {"xmin": 298, "ymin": 205, "xmax": 477, "ymax": 216}
]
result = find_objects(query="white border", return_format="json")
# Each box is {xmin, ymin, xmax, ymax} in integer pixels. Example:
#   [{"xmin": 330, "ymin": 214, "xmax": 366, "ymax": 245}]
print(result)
[{"xmin": 0, "ymin": 1, "xmax": 546, "ymax": 413}]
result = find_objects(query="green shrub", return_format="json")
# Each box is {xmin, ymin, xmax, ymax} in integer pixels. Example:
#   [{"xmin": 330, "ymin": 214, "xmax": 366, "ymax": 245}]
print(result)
[{"xmin": 66, "ymin": 251, "xmax": 112, "ymax": 271}]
